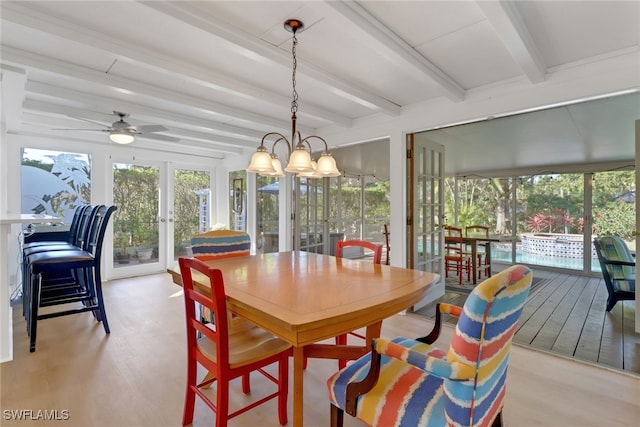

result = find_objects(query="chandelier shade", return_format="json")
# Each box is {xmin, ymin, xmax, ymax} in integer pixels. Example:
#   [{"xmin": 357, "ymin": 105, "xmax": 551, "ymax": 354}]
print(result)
[
  {"xmin": 246, "ymin": 19, "xmax": 340, "ymax": 179},
  {"xmin": 284, "ymin": 146, "xmax": 313, "ymax": 173},
  {"xmin": 246, "ymin": 147, "xmax": 275, "ymax": 173}
]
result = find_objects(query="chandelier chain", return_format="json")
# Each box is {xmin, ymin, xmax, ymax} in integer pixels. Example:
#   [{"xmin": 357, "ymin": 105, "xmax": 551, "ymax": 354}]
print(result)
[{"xmin": 291, "ymin": 32, "xmax": 299, "ymax": 116}]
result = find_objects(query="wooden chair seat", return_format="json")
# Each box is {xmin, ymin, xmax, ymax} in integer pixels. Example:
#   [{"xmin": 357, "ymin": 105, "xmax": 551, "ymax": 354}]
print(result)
[{"xmin": 198, "ymin": 317, "xmax": 292, "ymax": 368}]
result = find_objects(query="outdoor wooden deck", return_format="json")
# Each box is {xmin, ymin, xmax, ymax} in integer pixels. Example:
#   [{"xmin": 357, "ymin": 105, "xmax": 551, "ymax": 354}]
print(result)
[{"xmin": 411, "ymin": 267, "xmax": 640, "ymax": 374}]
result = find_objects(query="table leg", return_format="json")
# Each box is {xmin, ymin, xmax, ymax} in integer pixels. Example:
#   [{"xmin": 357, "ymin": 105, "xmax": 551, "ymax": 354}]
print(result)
[
  {"xmin": 471, "ymin": 242, "xmax": 477, "ymax": 284},
  {"xmin": 486, "ymin": 243, "xmax": 492, "ymax": 277},
  {"xmin": 293, "ymin": 345, "xmax": 305, "ymax": 427}
]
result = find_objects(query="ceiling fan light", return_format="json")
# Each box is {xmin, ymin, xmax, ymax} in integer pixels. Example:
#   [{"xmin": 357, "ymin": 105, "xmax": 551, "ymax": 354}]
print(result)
[
  {"xmin": 284, "ymin": 147, "xmax": 313, "ymax": 173},
  {"xmin": 316, "ymin": 153, "xmax": 341, "ymax": 177},
  {"xmin": 110, "ymin": 131, "xmax": 135, "ymax": 144}
]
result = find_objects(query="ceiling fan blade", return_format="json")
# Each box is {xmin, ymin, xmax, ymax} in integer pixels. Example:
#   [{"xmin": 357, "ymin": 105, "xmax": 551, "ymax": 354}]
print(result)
[
  {"xmin": 52, "ymin": 128, "xmax": 108, "ymax": 131},
  {"xmin": 72, "ymin": 117, "xmax": 110, "ymax": 128},
  {"xmin": 136, "ymin": 124, "xmax": 168, "ymax": 133},
  {"xmin": 137, "ymin": 133, "xmax": 181, "ymax": 142}
]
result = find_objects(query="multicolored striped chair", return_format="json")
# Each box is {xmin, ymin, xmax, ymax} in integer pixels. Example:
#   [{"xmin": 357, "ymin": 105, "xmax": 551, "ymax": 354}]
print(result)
[
  {"xmin": 191, "ymin": 229, "xmax": 251, "ymax": 261},
  {"xmin": 327, "ymin": 264, "xmax": 532, "ymax": 427},
  {"xmin": 191, "ymin": 229, "xmax": 251, "ymax": 324}
]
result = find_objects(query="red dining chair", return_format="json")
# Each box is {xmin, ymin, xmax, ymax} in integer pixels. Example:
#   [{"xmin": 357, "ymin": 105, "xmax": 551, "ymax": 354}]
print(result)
[
  {"xmin": 336, "ymin": 239, "xmax": 383, "ymax": 264},
  {"xmin": 335, "ymin": 239, "xmax": 383, "ymax": 368},
  {"xmin": 178, "ymin": 257, "xmax": 291, "ymax": 427},
  {"xmin": 444, "ymin": 226, "xmax": 471, "ymax": 285}
]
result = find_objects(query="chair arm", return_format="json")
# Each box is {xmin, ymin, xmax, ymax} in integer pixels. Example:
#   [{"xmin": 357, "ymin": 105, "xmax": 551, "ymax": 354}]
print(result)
[
  {"xmin": 603, "ymin": 259, "xmax": 635, "ymax": 267},
  {"xmin": 374, "ymin": 339, "xmax": 475, "ymax": 380},
  {"xmin": 417, "ymin": 303, "xmax": 462, "ymax": 344},
  {"xmin": 344, "ymin": 338, "xmax": 474, "ymax": 416}
]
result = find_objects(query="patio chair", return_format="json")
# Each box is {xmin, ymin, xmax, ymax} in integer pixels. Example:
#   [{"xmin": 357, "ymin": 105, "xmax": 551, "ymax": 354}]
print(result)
[
  {"xmin": 327, "ymin": 265, "xmax": 533, "ymax": 427},
  {"xmin": 444, "ymin": 225, "xmax": 471, "ymax": 285},
  {"xmin": 178, "ymin": 257, "xmax": 291, "ymax": 426},
  {"xmin": 593, "ymin": 235, "xmax": 636, "ymax": 312}
]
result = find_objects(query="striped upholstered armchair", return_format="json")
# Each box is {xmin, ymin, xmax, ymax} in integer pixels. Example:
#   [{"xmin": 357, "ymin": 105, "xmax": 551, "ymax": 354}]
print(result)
[
  {"xmin": 190, "ymin": 229, "xmax": 251, "ymax": 261},
  {"xmin": 327, "ymin": 264, "xmax": 532, "ymax": 427},
  {"xmin": 190, "ymin": 230, "xmax": 251, "ymax": 325}
]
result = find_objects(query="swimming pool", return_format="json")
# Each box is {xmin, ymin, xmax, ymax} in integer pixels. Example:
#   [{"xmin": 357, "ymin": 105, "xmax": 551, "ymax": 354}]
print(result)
[{"xmin": 491, "ymin": 243, "xmax": 601, "ymax": 272}]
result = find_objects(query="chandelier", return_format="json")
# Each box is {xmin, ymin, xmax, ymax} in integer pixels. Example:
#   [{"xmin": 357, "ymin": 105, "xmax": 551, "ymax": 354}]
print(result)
[{"xmin": 246, "ymin": 19, "xmax": 340, "ymax": 179}]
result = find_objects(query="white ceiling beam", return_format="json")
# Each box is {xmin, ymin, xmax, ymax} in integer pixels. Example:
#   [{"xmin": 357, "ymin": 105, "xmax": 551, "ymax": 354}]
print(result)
[
  {"xmin": 476, "ymin": 0, "xmax": 546, "ymax": 84},
  {"xmin": 2, "ymin": 46, "xmax": 305, "ymax": 134},
  {"xmin": 141, "ymin": 1, "xmax": 401, "ymax": 116},
  {"xmin": 327, "ymin": 1, "xmax": 465, "ymax": 102},
  {"xmin": 1, "ymin": 2, "xmax": 350, "ymax": 127}
]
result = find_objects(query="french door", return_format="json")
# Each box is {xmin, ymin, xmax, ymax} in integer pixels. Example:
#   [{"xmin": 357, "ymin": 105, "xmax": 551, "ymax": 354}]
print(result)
[
  {"xmin": 108, "ymin": 159, "xmax": 213, "ymax": 278},
  {"xmin": 294, "ymin": 177, "xmax": 328, "ymax": 253},
  {"xmin": 406, "ymin": 133, "xmax": 445, "ymax": 309}
]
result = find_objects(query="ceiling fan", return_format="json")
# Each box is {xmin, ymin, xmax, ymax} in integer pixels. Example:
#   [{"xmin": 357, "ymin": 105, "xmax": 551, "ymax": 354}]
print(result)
[{"xmin": 56, "ymin": 111, "xmax": 179, "ymax": 144}]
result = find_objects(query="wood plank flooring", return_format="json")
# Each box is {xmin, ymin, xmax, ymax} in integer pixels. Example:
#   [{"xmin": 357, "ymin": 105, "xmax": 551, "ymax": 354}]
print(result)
[
  {"xmin": 1, "ymin": 272, "xmax": 639, "ymax": 426},
  {"xmin": 412, "ymin": 267, "xmax": 640, "ymax": 374}
]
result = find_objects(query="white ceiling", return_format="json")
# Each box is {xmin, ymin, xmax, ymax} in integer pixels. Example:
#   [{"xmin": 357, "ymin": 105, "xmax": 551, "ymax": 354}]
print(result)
[{"xmin": 1, "ymin": 1, "xmax": 639, "ymax": 176}]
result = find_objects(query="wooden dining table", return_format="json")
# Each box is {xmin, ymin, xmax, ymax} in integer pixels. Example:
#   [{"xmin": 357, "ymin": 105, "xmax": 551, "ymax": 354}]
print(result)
[
  {"xmin": 167, "ymin": 250, "xmax": 439, "ymax": 427},
  {"xmin": 451, "ymin": 236, "xmax": 501, "ymax": 284}
]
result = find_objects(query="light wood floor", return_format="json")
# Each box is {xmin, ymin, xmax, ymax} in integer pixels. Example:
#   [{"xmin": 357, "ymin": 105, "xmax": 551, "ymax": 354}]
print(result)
[
  {"xmin": 1, "ymin": 273, "xmax": 639, "ymax": 426},
  {"xmin": 414, "ymin": 266, "xmax": 640, "ymax": 374}
]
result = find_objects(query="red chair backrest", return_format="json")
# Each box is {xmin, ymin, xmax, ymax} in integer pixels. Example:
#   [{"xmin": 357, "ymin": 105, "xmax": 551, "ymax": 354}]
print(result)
[
  {"xmin": 336, "ymin": 239, "xmax": 383, "ymax": 264},
  {"xmin": 444, "ymin": 225, "xmax": 464, "ymax": 256},
  {"xmin": 178, "ymin": 257, "xmax": 230, "ymax": 369}
]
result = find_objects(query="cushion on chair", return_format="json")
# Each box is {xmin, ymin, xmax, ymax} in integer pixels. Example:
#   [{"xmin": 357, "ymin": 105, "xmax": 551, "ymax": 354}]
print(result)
[
  {"xmin": 191, "ymin": 230, "xmax": 250, "ymax": 261},
  {"xmin": 327, "ymin": 337, "xmax": 449, "ymax": 427}
]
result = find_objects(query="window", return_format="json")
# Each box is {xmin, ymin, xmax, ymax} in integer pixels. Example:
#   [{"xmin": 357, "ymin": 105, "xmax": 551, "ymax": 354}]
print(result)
[
  {"xmin": 446, "ymin": 168, "xmax": 635, "ymax": 273},
  {"xmin": 21, "ymin": 148, "xmax": 91, "ymax": 222}
]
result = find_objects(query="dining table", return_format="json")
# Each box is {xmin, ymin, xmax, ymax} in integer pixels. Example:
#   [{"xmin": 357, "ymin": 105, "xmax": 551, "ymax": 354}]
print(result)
[
  {"xmin": 452, "ymin": 235, "xmax": 501, "ymax": 284},
  {"xmin": 167, "ymin": 250, "xmax": 439, "ymax": 427}
]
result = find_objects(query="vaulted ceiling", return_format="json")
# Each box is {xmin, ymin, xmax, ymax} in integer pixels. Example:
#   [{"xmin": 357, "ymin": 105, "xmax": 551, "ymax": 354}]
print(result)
[{"xmin": 1, "ymin": 1, "xmax": 639, "ymax": 175}]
